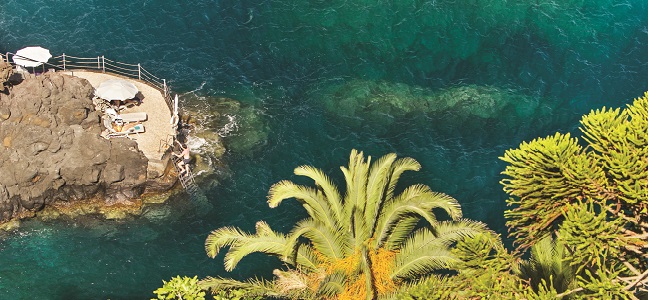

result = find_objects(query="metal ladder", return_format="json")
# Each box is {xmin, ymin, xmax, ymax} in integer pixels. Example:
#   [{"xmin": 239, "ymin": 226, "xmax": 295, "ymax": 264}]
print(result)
[{"xmin": 172, "ymin": 155, "xmax": 199, "ymax": 196}]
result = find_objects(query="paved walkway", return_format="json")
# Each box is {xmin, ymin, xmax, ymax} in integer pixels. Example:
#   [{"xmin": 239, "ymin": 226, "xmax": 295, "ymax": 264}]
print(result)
[{"xmin": 62, "ymin": 70, "xmax": 176, "ymax": 161}]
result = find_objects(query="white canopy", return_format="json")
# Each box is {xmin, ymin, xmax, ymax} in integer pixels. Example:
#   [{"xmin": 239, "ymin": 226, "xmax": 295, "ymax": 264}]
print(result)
[
  {"xmin": 95, "ymin": 79, "xmax": 138, "ymax": 101},
  {"xmin": 13, "ymin": 46, "xmax": 52, "ymax": 67}
]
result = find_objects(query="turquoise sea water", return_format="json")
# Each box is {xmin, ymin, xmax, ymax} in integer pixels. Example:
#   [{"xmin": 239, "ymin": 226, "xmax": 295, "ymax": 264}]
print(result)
[{"xmin": 1, "ymin": 1, "xmax": 648, "ymax": 298}]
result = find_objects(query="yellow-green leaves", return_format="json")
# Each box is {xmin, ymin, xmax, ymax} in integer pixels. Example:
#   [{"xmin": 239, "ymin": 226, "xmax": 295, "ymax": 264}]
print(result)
[
  {"xmin": 501, "ymin": 92, "xmax": 648, "ymax": 249},
  {"xmin": 500, "ymin": 91, "xmax": 648, "ymax": 298},
  {"xmin": 153, "ymin": 276, "xmax": 206, "ymax": 300},
  {"xmin": 558, "ymin": 202, "xmax": 624, "ymax": 272},
  {"xmin": 580, "ymin": 107, "xmax": 625, "ymax": 155},
  {"xmin": 500, "ymin": 132, "xmax": 584, "ymax": 248}
]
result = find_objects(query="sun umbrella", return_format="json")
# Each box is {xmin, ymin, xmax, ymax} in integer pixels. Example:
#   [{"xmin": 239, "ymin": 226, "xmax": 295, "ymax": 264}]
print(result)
[
  {"xmin": 13, "ymin": 46, "xmax": 52, "ymax": 67},
  {"xmin": 95, "ymin": 79, "xmax": 139, "ymax": 101}
]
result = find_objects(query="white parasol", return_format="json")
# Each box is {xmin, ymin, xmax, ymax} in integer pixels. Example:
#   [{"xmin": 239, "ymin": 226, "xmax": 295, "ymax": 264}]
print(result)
[
  {"xmin": 13, "ymin": 46, "xmax": 52, "ymax": 67},
  {"xmin": 95, "ymin": 79, "xmax": 139, "ymax": 101}
]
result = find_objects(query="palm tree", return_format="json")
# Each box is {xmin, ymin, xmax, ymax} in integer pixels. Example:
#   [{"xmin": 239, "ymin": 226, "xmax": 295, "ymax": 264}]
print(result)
[
  {"xmin": 202, "ymin": 149, "xmax": 488, "ymax": 299},
  {"xmin": 518, "ymin": 235, "xmax": 576, "ymax": 296}
]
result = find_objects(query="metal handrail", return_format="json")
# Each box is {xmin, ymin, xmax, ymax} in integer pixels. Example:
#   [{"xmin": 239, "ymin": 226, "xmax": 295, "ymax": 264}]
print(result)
[
  {"xmin": 159, "ymin": 134, "xmax": 176, "ymax": 153},
  {"xmin": 1, "ymin": 51, "xmax": 191, "ymax": 187},
  {"xmin": 1, "ymin": 51, "xmax": 175, "ymax": 114}
]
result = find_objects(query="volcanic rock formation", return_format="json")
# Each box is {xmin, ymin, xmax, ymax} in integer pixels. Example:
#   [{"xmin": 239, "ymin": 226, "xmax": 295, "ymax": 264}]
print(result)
[{"xmin": 0, "ymin": 72, "xmax": 174, "ymax": 223}]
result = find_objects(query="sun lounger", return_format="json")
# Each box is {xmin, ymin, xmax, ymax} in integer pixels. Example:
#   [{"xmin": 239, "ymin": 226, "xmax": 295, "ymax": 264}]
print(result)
[
  {"xmin": 101, "ymin": 114, "xmax": 145, "ymax": 139},
  {"xmin": 120, "ymin": 112, "xmax": 147, "ymax": 123},
  {"xmin": 104, "ymin": 109, "xmax": 147, "ymax": 123},
  {"xmin": 106, "ymin": 123, "xmax": 145, "ymax": 139}
]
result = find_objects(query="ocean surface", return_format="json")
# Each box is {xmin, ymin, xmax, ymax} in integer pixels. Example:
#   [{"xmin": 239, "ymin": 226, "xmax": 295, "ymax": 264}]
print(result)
[{"xmin": 1, "ymin": 0, "xmax": 648, "ymax": 298}]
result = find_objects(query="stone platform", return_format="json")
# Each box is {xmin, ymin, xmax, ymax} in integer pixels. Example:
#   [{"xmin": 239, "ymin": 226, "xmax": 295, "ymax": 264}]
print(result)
[{"xmin": 62, "ymin": 70, "xmax": 176, "ymax": 159}]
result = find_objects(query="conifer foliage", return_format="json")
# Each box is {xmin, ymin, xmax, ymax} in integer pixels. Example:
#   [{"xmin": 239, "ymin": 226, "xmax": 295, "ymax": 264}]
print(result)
[{"xmin": 500, "ymin": 91, "xmax": 648, "ymax": 297}]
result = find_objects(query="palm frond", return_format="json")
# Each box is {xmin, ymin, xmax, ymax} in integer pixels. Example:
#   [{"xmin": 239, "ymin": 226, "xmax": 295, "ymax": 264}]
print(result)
[
  {"xmin": 381, "ymin": 217, "xmax": 419, "ymax": 251},
  {"xmin": 391, "ymin": 224, "xmax": 484, "ymax": 280},
  {"xmin": 395, "ymin": 228, "xmax": 448, "ymax": 260},
  {"xmin": 405, "ymin": 186, "xmax": 463, "ymax": 220},
  {"xmin": 384, "ymin": 156, "xmax": 421, "ymax": 202},
  {"xmin": 518, "ymin": 235, "xmax": 575, "ymax": 294},
  {"xmin": 353, "ymin": 206, "xmax": 371, "ymax": 250},
  {"xmin": 223, "ymin": 222, "xmax": 290, "ymax": 271},
  {"xmin": 273, "ymin": 269, "xmax": 310, "ymax": 294},
  {"xmin": 205, "ymin": 221, "xmax": 291, "ymax": 272},
  {"xmin": 204, "ymin": 226, "xmax": 250, "ymax": 259},
  {"xmin": 267, "ymin": 180, "xmax": 337, "ymax": 229},
  {"xmin": 316, "ymin": 272, "xmax": 346, "ymax": 298},
  {"xmin": 294, "ymin": 165, "xmax": 344, "ymax": 223},
  {"xmin": 276, "ymin": 233, "xmax": 325, "ymax": 272},
  {"xmin": 375, "ymin": 208, "xmax": 436, "ymax": 249},
  {"xmin": 365, "ymin": 152, "xmax": 398, "ymax": 231},
  {"xmin": 374, "ymin": 186, "xmax": 463, "ymax": 248},
  {"xmin": 287, "ymin": 219, "xmax": 349, "ymax": 261},
  {"xmin": 342, "ymin": 149, "xmax": 370, "ymax": 222},
  {"xmin": 291, "ymin": 242, "xmax": 323, "ymax": 272},
  {"xmin": 430, "ymin": 219, "xmax": 491, "ymax": 246},
  {"xmin": 391, "ymin": 246, "xmax": 459, "ymax": 280},
  {"xmin": 394, "ymin": 220, "xmax": 487, "ymax": 259}
]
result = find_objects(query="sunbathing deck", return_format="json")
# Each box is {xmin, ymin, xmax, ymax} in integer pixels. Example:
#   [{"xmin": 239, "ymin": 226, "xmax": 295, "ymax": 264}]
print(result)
[{"xmin": 61, "ymin": 70, "xmax": 176, "ymax": 162}]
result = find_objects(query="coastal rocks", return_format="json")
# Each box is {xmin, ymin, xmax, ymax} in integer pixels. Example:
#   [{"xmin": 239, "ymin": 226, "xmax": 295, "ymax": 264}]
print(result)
[
  {"xmin": 0, "ymin": 60, "xmax": 13, "ymax": 92},
  {"xmin": 174, "ymin": 98, "xmax": 230, "ymax": 186},
  {"xmin": 0, "ymin": 73, "xmax": 159, "ymax": 224},
  {"xmin": 180, "ymin": 96, "xmax": 268, "ymax": 180},
  {"xmin": 212, "ymin": 101, "xmax": 269, "ymax": 154},
  {"xmin": 185, "ymin": 96, "xmax": 267, "ymax": 152}
]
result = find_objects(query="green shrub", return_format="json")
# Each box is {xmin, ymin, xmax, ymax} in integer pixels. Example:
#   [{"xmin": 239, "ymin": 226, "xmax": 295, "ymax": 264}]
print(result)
[{"xmin": 152, "ymin": 276, "xmax": 206, "ymax": 300}]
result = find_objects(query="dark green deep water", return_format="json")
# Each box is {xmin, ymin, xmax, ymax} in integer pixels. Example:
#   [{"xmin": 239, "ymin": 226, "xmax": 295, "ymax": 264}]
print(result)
[{"xmin": 1, "ymin": 0, "xmax": 648, "ymax": 298}]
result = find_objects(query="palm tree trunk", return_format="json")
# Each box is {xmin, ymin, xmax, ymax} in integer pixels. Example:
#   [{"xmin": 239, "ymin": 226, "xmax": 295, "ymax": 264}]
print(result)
[{"xmin": 362, "ymin": 247, "xmax": 378, "ymax": 300}]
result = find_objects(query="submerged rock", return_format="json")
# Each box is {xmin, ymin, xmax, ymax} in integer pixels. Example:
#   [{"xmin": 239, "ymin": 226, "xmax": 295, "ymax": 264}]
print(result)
[
  {"xmin": 317, "ymin": 79, "xmax": 540, "ymax": 129},
  {"xmin": 179, "ymin": 95, "xmax": 269, "ymax": 185},
  {"xmin": 0, "ymin": 73, "xmax": 173, "ymax": 225}
]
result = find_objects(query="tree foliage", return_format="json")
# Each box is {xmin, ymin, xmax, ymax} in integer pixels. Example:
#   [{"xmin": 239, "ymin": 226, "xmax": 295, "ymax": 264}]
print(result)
[
  {"xmin": 500, "ymin": 91, "xmax": 648, "ymax": 298},
  {"xmin": 398, "ymin": 232, "xmax": 567, "ymax": 299},
  {"xmin": 518, "ymin": 235, "xmax": 576, "ymax": 295},
  {"xmin": 202, "ymin": 149, "xmax": 489, "ymax": 299},
  {"xmin": 158, "ymin": 92, "xmax": 648, "ymax": 299},
  {"xmin": 399, "ymin": 91, "xmax": 648, "ymax": 299},
  {"xmin": 153, "ymin": 276, "xmax": 206, "ymax": 300}
]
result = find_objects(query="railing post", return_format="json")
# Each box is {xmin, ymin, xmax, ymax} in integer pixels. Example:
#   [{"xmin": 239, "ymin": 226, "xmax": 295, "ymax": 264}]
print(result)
[
  {"xmin": 138, "ymin": 63, "xmax": 141, "ymax": 80},
  {"xmin": 163, "ymin": 79, "xmax": 167, "ymax": 97},
  {"xmin": 62, "ymin": 53, "xmax": 66, "ymax": 70},
  {"xmin": 174, "ymin": 94, "xmax": 179, "ymax": 116},
  {"xmin": 102, "ymin": 56, "xmax": 106, "ymax": 73}
]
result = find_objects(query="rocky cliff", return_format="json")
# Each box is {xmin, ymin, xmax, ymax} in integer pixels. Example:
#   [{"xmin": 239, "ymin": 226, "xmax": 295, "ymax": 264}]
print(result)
[{"xmin": 0, "ymin": 71, "xmax": 174, "ymax": 224}]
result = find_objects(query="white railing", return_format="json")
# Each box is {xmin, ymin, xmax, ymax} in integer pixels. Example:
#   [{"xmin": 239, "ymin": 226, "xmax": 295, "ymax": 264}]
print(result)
[{"xmin": 1, "ymin": 52, "xmax": 174, "ymax": 114}]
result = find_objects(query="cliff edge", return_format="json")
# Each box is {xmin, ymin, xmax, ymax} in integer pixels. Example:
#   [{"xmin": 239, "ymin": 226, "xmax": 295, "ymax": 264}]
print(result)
[{"xmin": 0, "ymin": 67, "xmax": 175, "ymax": 224}]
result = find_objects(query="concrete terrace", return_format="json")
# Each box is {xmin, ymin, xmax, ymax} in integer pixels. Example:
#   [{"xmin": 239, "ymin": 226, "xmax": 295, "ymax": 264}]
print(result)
[
  {"xmin": 0, "ymin": 50, "xmax": 188, "ymax": 184},
  {"xmin": 63, "ymin": 70, "xmax": 176, "ymax": 162}
]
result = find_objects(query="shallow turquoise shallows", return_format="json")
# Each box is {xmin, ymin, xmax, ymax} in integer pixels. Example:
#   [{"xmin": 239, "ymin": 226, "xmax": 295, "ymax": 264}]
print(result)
[{"xmin": 1, "ymin": 0, "xmax": 648, "ymax": 298}]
